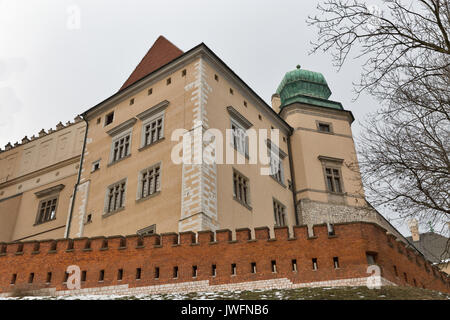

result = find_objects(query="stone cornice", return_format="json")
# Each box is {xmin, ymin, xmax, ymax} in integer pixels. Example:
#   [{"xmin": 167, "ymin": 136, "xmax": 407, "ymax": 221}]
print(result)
[
  {"xmin": 227, "ymin": 106, "xmax": 253, "ymax": 129},
  {"xmin": 136, "ymin": 100, "xmax": 169, "ymax": 121},
  {"xmin": 34, "ymin": 184, "xmax": 65, "ymax": 198},
  {"xmin": 106, "ymin": 118, "xmax": 137, "ymax": 136}
]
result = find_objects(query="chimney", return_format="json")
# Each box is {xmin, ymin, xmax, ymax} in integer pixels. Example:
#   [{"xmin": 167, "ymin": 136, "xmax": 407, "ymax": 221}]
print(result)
[
  {"xmin": 271, "ymin": 94, "xmax": 281, "ymax": 114},
  {"xmin": 408, "ymin": 219, "xmax": 420, "ymax": 242}
]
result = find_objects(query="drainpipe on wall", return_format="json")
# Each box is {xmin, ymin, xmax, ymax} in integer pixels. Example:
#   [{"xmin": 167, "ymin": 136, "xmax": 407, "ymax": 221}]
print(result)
[
  {"xmin": 65, "ymin": 114, "xmax": 89, "ymax": 238},
  {"xmin": 287, "ymin": 133, "xmax": 299, "ymax": 226}
]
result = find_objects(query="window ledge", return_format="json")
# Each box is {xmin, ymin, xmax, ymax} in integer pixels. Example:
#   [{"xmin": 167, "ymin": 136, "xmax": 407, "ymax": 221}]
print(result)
[
  {"xmin": 33, "ymin": 218, "xmax": 57, "ymax": 227},
  {"xmin": 327, "ymin": 191, "xmax": 345, "ymax": 196},
  {"xmin": 233, "ymin": 197, "xmax": 252, "ymax": 211},
  {"xmin": 102, "ymin": 207, "xmax": 125, "ymax": 218},
  {"xmin": 136, "ymin": 191, "xmax": 161, "ymax": 204},
  {"xmin": 270, "ymin": 175, "xmax": 287, "ymax": 188},
  {"xmin": 107, "ymin": 154, "xmax": 131, "ymax": 168},
  {"xmin": 138, "ymin": 137, "xmax": 165, "ymax": 152}
]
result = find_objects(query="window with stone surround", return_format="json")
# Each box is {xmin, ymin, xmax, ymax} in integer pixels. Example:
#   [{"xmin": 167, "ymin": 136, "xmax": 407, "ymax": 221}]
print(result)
[
  {"xmin": 325, "ymin": 167, "xmax": 342, "ymax": 193},
  {"xmin": 105, "ymin": 179, "xmax": 127, "ymax": 214},
  {"xmin": 267, "ymin": 140, "xmax": 287, "ymax": 186},
  {"xmin": 138, "ymin": 163, "xmax": 161, "ymax": 200},
  {"xmin": 233, "ymin": 169, "xmax": 251, "ymax": 208},
  {"xmin": 35, "ymin": 196, "xmax": 58, "ymax": 225},
  {"xmin": 227, "ymin": 106, "xmax": 252, "ymax": 158},
  {"xmin": 111, "ymin": 133, "xmax": 131, "ymax": 162},
  {"xmin": 137, "ymin": 100, "xmax": 168, "ymax": 149},
  {"xmin": 273, "ymin": 199, "xmax": 286, "ymax": 227},
  {"xmin": 143, "ymin": 115, "xmax": 164, "ymax": 147},
  {"xmin": 34, "ymin": 184, "xmax": 65, "ymax": 226},
  {"xmin": 319, "ymin": 156, "xmax": 344, "ymax": 194}
]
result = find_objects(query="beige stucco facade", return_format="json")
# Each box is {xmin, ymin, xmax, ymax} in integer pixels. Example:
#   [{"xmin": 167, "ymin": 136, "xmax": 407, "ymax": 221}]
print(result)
[
  {"xmin": 0, "ymin": 41, "xmax": 392, "ymax": 243},
  {"xmin": 0, "ymin": 119, "xmax": 85, "ymax": 241}
]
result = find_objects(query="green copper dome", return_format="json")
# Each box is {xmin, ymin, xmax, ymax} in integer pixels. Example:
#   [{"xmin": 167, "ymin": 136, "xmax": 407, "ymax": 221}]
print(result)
[{"xmin": 276, "ymin": 66, "xmax": 343, "ymax": 110}]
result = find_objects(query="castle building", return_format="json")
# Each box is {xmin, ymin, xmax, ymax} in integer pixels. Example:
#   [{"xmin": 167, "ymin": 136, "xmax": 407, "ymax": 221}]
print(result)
[
  {"xmin": 1, "ymin": 36, "xmax": 449, "ymax": 296},
  {"xmin": 0, "ymin": 36, "xmax": 402, "ymax": 242}
]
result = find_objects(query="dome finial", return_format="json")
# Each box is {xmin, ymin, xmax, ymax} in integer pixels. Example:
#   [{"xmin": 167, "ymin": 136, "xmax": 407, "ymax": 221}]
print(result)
[{"xmin": 296, "ymin": 64, "xmax": 301, "ymax": 69}]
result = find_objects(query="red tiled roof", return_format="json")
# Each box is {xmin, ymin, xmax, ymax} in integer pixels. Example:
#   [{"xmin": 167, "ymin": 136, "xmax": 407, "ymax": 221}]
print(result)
[{"xmin": 119, "ymin": 35, "xmax": 184, "ymax": 91}]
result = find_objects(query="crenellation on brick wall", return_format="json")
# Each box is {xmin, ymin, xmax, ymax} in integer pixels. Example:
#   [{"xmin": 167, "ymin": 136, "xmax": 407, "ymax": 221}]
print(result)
[
  {"xmin": 216, "ymin": 229, "xmax": 232, "ymax": 242},
  {"xmin": 274, "ymin": 226, "xmax": 290, "ymax": 240},
  {"xmin": 0, "ymin": 222, "xmax": 449, "ymax": 296},
  {"xmin": 235, "ymin": 228, "xmax": 251, "ymax": 242},
  {"xmin": 255, "ymin": 226, "xmax": 270, "ymax": 240},
  {"xmin": 179, "ymin": 231, "xmax": 196, "ymax": 245}
]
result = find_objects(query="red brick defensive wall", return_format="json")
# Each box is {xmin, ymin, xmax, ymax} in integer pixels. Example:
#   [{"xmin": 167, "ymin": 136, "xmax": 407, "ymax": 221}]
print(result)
[{"xmin": 0, "ymin": 222, "xmax": 449, "ymax": 297}]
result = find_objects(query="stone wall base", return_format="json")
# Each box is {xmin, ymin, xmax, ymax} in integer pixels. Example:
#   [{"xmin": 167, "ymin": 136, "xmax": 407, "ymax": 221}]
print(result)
[{"xmin": 0, "ymin": 276, "xmax": 396, "ymax": 298}]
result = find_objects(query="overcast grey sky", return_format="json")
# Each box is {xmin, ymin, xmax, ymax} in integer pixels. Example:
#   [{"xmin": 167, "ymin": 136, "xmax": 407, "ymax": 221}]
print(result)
[{"xmin": 1, "ymin": 0, "xmax": 417, "ymax": 235}]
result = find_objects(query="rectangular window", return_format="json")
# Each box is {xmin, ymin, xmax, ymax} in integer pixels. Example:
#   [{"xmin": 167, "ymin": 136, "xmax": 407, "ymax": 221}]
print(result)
[
  {"xmin": 312, "ymin": 258, "xmax": 318, "ymax": 270},
  {"xmin": 28, "ymin": 273, "xmax": 34, "ymax": 284},
  {"xmin": 327, "ymin": 223, "xmax": 335, "ymax": 236},
  {"xmin": 231, "ymin": 120, "xmax": 249, "ymax": 156},
  {"xmin": 292, "ymin": 259, "xmax": 297, "ymax": 272},
  {"xmin": 333, "ymin": 257, "xmax": 340, "ymax": 269},
  {"xmin": 251, "ymin": 262, "xmax": 257, "ymax": 274},
  {"xmin": 154, "ymin": 267, "xmax": 160, "ymax": 279},
  {"xmin": 105, "ymin": 112, "xmax": 114, "ymax": 126},
  {"xmin": 366, "ymin": 253, "xmax": 377, "ymax": 265},
  {"xmin": 36, "ymin": 196, "xmax": 58, "ymax": 225},
  {"xmin": 81, "ymin": 271, "xmax": 87, "ymax": 282},
  {"xmin": 318, "ymin": 123, "xmax": 331, "ymax": 132},
  {"xmin": 273, "ymin": 199, "xmax": 286, "ymax": 227},
  {"xmin": 91, "ymin": 160, "xmax": 100, "ymax": 172},
  {"xmin": 268, "ymin": 141, "xmax": 286, "ymax": 185},
  {"xmin": 11, "ymin": 274, "xmax": 17, "ymax": 285},
  {"xmin": 99, "ymin": 270, "xmax": 105, "ymax": 282},
  {"xmin": 233, "ymin": 170, "xmax": 250, "ymax": 207},
  {"xmin": 325, "ymin": 167, "xmax": 342, "ymax": 193},
  {"xmin": 231, "ymin": 263, "xmax": 237, "ymax": 276},
  {"xmin": 46, "ymin": 272, "xmax": 52, "ymax": 283},
  {"xmin": 192, "ymin": 266, "xmax": 198, "ymax": 278},
  {"xmin": 173, "ymin": 266, "xmax": 178, "ymax": 279},
  {"xmin": 136, "ymin": 268, "xmax": 141, "ymax": 280},
  {"xmin": 117, "ymin": 269, "xmax": 123, "ymax": 281},
  {"xmin": 142, "ymin": 116, "xmax": 164, "ymax": 147},
  {"xmin": 148, "ymin": 88, "xmax": 153, "ymax": 95},
  {"xmin": 111, "ymin": 133, "xmax": 131, "ymax": 162},
  {"xmin": 271, "ymin": 260, "xmax": 277, "ymax": 273},
  {"xmin": 212, "ymin": 264, "xmax": 217, "ymax": 277},
  {"xmin": 139, "ymin": 164, "xmax": 161, "ymax": 199},
  {"xmin": 105, "ymin": 180, "xmax": 126, "ymax": 214}
]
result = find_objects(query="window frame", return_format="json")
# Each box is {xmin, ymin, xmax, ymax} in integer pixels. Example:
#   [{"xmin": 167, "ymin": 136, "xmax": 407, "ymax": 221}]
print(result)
[
  {"xmin": 140, "ymin": 111, "xmax": 165, "ymax": 148},
  {"xmin": 318, "ymin": 156, "xmax": 345, "ymax": 195},
  {"xmin": 316, "ymin": 120, "xmax": 334, "ymax": 134},
  {"xmin": 267, "ymin": 140, "xmax": 287, "ymax": 186},
  {"xmin": 137, "ymin": 162, "xmax": 162, "ymax": 201},
  {"xmin": 35, "ymin": 195, "xmax": 59, "ymax": 225},
  {"xmin": 273, "ymin": 198, "xmax": 287, "ymax": 227},
  {"xmin": 103, "ymin": 178, "xmax": 127, "ymax": 216},
  {"xmin": 232, "ymin": 168, "xmax": 252, "ymax": 209},
  {"xmin": 227, "ymin": 106, "xmax": 253, "ymax": 158},
  {"xmin": 109, "ymin": 129, "xmax": 132, "ymax": 164}
]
